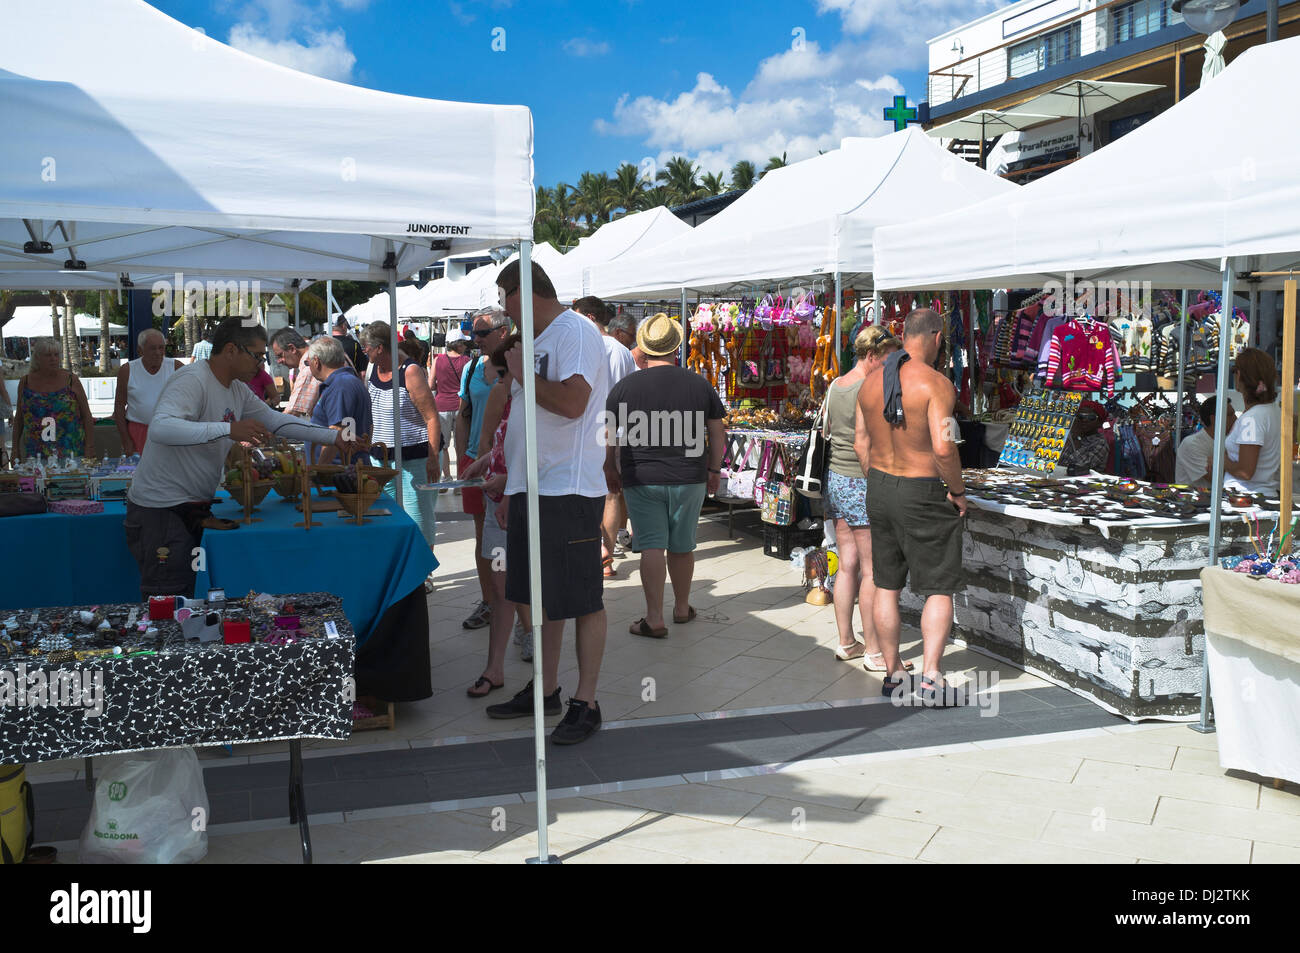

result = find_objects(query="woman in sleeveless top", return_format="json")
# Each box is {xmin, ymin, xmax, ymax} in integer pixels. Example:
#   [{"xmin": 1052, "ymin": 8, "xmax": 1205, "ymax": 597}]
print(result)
[
  {"xmin": 362, "ymin": 321, "xmax": 443, "ymax": 558},
  {"xmin": 112, "ymin": 328, "xmax": 181, "ymax": 456},
  {"xmin": 11, "ymin": 337, "xmax": 95, "ymax": 462},
  {"xmin": 822, "ymin": 326, "xmax": 913, "ymax": 672}
]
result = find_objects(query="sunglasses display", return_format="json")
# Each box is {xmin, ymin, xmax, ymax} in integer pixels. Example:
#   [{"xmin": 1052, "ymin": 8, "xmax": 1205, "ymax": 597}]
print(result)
[{"xmin": 998, "ymin": 389, "xmax": 1084, "ymax": 472}]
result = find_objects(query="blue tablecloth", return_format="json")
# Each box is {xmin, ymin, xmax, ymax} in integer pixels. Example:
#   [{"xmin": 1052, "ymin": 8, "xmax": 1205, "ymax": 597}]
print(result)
[{"xmin": 0, "ymin": 492, "xmax": 435, "ymax": 646}]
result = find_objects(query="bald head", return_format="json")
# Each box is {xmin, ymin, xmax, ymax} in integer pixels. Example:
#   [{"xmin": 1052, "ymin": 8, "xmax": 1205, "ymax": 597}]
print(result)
[
  {"xmin": 902, "ymin": 307, "xmax": 944, "ymax": 366},
  {"xmin": 903, "ymin": 308, "xmax": 943, "ymax": 339}
]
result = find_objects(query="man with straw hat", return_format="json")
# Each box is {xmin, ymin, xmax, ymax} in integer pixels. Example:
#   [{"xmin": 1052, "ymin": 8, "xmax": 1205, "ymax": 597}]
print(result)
[{"xmin": 605, "ymin": 313, "xmax": 726, "ymax": 638}]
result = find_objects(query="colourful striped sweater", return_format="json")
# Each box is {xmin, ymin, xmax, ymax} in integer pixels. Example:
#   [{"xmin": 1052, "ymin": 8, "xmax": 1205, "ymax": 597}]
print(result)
[{"xmin": 1043, "ymin": 318, "xmax": 1119, "ymax": 397}]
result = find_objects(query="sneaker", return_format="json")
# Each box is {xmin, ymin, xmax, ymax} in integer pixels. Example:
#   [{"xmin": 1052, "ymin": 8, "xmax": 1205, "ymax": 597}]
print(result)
[
  {"xmin": 616, "ymin": 529, "xmax": 632, "ymax": 547},
  {"xmin": 462, "ymin": 601, "xmax": 491, "ymax": 630},
  {"xmin": 551, "ymin": 698, "xmax": 601, "ymax": 745},
  {"xmin": 486, "ymin": 680, "xmax": 561, "ymax": 719},
  {"xmin": 611, "ymin": 543, "xmax": 626, "ymax": 559},
  {"xmin": 515, "ymin": 624, "xmax": 534, "ymax": 662}
]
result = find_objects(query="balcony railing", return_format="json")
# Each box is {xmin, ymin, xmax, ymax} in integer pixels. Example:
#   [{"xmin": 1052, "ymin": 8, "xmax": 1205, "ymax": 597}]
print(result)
[{"xmin": 930, "ymin": 0, "xmax": 1185, "ymax": 110}]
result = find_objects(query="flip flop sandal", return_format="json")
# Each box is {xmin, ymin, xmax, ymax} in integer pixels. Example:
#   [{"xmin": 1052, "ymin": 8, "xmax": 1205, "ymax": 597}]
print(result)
[
  {"xmin": 881, "ymin": 673, "xmax": 912, "ymax": 699},
  {"xmin": 834, "ymin": 641, "xmax": 866, "ymax": 661},
  {"xmin": 862, "ymin": 652, "xmax": 915, "ymax": 672},
  {"xmin": 629, "ymin": 618, "xmax": 668, "ymax": 639},
  {"xmin": 466, "ymin": 675, "xmax": 504, "ymax": 698},
  {"xmin": 917, "ymin": 675, "xmax": 962, "ymax": 707},
  {"xmin": 672, "ymin": 607, "xmax": 697, "ymax": 624}
]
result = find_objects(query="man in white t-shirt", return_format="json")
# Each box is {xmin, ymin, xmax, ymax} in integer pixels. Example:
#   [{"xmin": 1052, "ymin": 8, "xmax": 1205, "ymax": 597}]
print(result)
[
  {"xmin": 572, "ymin": 296, "xmax": 637, "ymax": 570},
  {"xmin": 486, "ymin": 261, "xmax": 611, "ymax": 745},
  {"xmin": 1175, "ymin": 396, "xmax": 1234, "ymax": 488}
]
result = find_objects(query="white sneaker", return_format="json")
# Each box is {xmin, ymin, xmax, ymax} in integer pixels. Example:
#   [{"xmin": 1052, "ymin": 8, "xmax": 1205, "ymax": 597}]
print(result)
[
  {"xmin": 515, "ymin": 625, "xmax": 534, "ymax": 662},
  {"xmin": 616, "ymin": 529, "xmax": 632, "ymax": 547},
  {"xmin": 612, "ymin": 543, "xmax": 626, "ymax": 558}
]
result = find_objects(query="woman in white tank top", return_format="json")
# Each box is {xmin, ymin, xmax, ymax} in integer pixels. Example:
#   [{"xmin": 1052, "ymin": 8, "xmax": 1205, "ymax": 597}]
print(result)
[{"xmin": 112, "ymin": 329, "xmax": 181, "ymax": 456}]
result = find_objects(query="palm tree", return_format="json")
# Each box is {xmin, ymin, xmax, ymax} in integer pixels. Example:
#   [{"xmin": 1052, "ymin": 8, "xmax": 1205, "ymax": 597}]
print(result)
[
  {"xmin": 98, "ymin": 291, "xmax": 111, "ymax": 372},
  {"xmin": 572, "ymin": 171, "xmax": 618, "ymax": 229},
  {"xmin": 656, "ymin": 156, "xmax": 705, "ymax": 206},
  {"xmin": 730, "ymin": 160, "xmax": 757, "ymax": 191},
  {"xmin": 612, "ymin": 162, "xmax": 648, "ymax": 216},
  {"xmin": 62, "ymin": 292, "xmax": 80, "ymax": 373},
  {"xmin": 700, "ymin": 171, "xmax": 729, "ymax": 196},
  {"xmin": 640, "ymin": 184, "xmax": 671, "ymax": 209},
  {"xmin": 762, "ymin": 152, "xmax": 789, "ymax": 177}
]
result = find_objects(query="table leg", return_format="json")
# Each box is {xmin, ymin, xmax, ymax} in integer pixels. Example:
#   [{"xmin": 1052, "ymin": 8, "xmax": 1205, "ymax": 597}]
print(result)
[
  {"xmin": 84, "ymin": 756, "xmax": 94, "ymax": 793},
  {"xmin": 288, "ymin": 739, "xmax": 312, "ymax": 864}
]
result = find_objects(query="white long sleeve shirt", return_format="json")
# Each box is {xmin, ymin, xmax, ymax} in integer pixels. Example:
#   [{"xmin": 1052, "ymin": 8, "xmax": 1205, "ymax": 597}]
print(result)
[{"xmin": 129, "ymin": 361, "xmax": 338, "ymax": 508}]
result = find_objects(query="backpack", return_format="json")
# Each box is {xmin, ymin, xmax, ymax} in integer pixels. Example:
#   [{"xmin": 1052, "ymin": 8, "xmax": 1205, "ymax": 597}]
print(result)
[
  {"xmin": 460, "ymin": 355, "xmax": 482, "ymax": 420},
  {"xmin": 0, "ymin": 764, "xmax": 34, "ymax": 865}
]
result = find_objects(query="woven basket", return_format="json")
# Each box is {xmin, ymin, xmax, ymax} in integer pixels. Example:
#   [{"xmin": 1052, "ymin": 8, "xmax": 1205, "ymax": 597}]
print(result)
[
  {"xmin": 271, "ymin": 474, "xmax": 302, "ymax": 502},
  {"xmin": 334, "ymin": 488, "xmax": 383, "ymax": 518},
  {"xmin": 228, "ymin": 479, "xmax": 275, "ymax": 507}
]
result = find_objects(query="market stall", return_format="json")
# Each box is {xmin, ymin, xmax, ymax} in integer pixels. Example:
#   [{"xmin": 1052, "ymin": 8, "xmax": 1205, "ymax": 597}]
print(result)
[
  {"xmin": 1200, "ymin": 566, "xmax": 1300, "ymax": 785},
  {"xmin": 0, "ymin": 463, "xmax": 435, "ymax": 702},
  {"xmin": 0, "ymin": 591, "xmax": 355, "ymax": 863},
  {"xmin": 901, "ymin": 470, "xmax": 1277, "ymax": 719}
]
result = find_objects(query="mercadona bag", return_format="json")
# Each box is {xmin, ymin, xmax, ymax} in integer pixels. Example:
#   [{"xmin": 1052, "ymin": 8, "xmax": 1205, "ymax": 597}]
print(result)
[
  {"xmin": 794, "ymin": 392, "xmax": 831, "ymax": 499},
  {"xmin": 79, "ymin": 748, "xmax": 209, "ymax": 864},
  {"xmin": 0, "ymin": 764, "xmax": 34, "ymax": 864}
]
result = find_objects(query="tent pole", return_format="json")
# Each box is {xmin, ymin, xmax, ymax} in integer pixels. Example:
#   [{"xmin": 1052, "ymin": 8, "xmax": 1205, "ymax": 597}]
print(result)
[
  {"xmin": 386, "ymin": 268, "xmax": 405, "ymax": 512},
  {"xmin": 518, "ymin": 240, "xmax": 556, "ymax": 865},
  {"xmin": 1194, "ymin": 258, "xmax": 1236, "ymax": 735},
  {"xmin": 834, "ymin": 273, "xmax": 843, "ymax": 368},
  {"xmin": 680, "ymin": 288, "xmax": 688, "ymax": 366},
  {"xmin": 293, "ymin": 287, "xmax": 301, "ymax": 334},
  {"xmin": 1175, "ymin": 290, "xmax": 1188, "ymax": 449},
  {"xmin": 872, "ymin": 288, "xmax": 881, "ymax": 328}
]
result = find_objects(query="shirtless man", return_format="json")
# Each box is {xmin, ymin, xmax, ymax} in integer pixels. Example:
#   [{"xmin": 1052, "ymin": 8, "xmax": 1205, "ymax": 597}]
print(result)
[{"xmin": 855, "ymin": 308, "xmax": 967, "ymax": 704}]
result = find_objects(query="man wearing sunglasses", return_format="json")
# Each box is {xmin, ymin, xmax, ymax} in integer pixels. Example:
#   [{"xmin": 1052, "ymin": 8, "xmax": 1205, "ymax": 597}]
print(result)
[
  {"xmin": 126, "ymin": 316, "xmax": 363, "ymax": 600},
  {"xmin": 485, "ymin": 260, "xmax": 611, "ymax": 745},
  {"xmin": 456, "ymin": 308, "xmax": 512, "ymax": 630}
]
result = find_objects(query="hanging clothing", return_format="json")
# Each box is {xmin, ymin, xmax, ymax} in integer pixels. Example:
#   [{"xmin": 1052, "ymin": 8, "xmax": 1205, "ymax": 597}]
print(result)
[
  {"xmin": 1043, "ymin": 317, "xmax": 1119, "ymax": 397},
  {"xmin": 882, "ymin": 350, "xmax": 910, "ymax": 424}
]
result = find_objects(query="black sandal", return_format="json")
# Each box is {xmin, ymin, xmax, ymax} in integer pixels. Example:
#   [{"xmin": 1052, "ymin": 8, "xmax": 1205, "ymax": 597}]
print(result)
[
  {"xmin": 881, "ymin": 673, "xmax": 911, "ymax": 699},
  {"xmin": 467, "ymin": 676, "xmax": 504, "ymax": 698},
  {"xmin": 917, "ymin": 675, "xmax": 961, "ymax": 707}
]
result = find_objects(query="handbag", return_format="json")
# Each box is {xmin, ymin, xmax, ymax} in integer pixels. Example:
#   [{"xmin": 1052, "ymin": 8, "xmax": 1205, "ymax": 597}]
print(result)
[
  {"xmin": 751, "ymin": 441, "xmax": 778, "ymax": 504},
  {"xmin": 760, "ymin": 480, "xmax": 795, "ymax": 525},
  {"xmin": 720, "ymin": 437, "xmax": 759, "ymax": 500},
  {"xmin": 794, "ymin": 392, "xmax": 831, "ymax": 498},
  {"xmin": 0, "ymin": 492, "xmax": 47, "ymax": 518}
]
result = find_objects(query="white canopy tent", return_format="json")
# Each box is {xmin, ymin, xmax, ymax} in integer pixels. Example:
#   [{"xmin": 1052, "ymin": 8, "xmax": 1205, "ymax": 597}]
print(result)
[
  {"xmin": 402, "ymin": 243, "xmax": 568, "ymax": 317},
  {"xmin": 876, "ymin": 36, "xmax": 1300, "ymax": 732},
  {"xmin": 546, "ymin": 207, "xmax": 692, "ymax": 302},
  {"xmin": 2, "ymin": 0, "xmax": 567, "ymax": 861},
  {"xmin": 4, "ymin": 306, "xmax": 126, "ymax": 338},
  {"xmin": 592, "ymin": 128, "xmax": 1017, "ymax": 300},
  {"xmin": 873, "ymin": 38, "xmax": 1300, "ymax": 292},
  {"xmin": 0, "ymin": 0, "xmax": 533, "ymax": 284}
]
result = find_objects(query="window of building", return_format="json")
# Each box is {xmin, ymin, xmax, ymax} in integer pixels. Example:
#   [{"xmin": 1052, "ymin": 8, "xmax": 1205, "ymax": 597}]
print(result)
[
  {"xmin": 1009, "ymin": 22, "xmax": 1082, "ymax": 79},
  {"xmin": 1112, "ymin": 0, "xmax": 1184, "ymax": 44}
]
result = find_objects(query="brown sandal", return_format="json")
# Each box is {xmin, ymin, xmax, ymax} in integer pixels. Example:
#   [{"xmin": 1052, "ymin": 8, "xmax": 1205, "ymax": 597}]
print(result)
[
  {"xmin": 629, "ymin": 619, "xmax": 668, "ymax": 639},
  {"xmin": 672, "ymin": 607, "xmax": 696, "ymax": 624}
]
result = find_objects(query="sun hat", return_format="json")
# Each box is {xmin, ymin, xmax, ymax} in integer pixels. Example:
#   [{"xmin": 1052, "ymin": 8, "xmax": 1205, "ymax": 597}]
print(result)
[
  {"xmin": 445, "ymin": 328, "xmax": 469, "ymax": 345},
  {"xmin": 636, "ymin": 312, "xmax": 683, "ymax": 358}
]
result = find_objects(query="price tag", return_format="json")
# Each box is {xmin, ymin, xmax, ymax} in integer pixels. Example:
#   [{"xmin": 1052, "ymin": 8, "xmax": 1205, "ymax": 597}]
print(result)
[{"xmin": 325, "ymin": 621, "xmax": 340, "ymax": 639}]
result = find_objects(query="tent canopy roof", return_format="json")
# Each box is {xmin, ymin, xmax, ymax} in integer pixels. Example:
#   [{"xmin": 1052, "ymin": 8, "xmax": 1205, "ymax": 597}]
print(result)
[
  {"xmin": 4, "ymin": 306, "xmax": 127, "ymax": 337},
  {"xmin": 592, "ymin": 128, "xmax": 1017, "ymax": 299},
  {"xmin": 0, "ymin": 0, "xmax": 534, "ymax": 284},
  {"xmin": 874, "ymin": 37, "xmax": 1300, "ymax": 291}
]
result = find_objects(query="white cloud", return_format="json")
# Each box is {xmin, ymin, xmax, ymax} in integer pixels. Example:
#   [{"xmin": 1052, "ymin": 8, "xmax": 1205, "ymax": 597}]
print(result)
[
  {"xmin": 228, "ymin": 23, "xmax": 357, "ymax": 81},
  {"xmin": 564, "ymin": 37, "xmax": 611, "ymax": 57},
  {"xmin": 817, "ymin": 0, "xmax": 1000, "ymax": 60}
]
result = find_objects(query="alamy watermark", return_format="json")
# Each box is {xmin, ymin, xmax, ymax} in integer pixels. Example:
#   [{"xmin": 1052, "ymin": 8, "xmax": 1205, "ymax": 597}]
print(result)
[
  {"xmin": 151, "ymin": 272, "xmax": 261, "ymax": 319},
  {"xmin": 0, "ymin": 664, "xmax": 105, "ymax": 717},
  {"xmin": 886, "ymin": 669, "xmax": 1000, "ymax": 716},
  {"xmin": 1042, "ymin": 274, "xmax": 1153, "ymax": 318},
  {"xmin": 600, "ymin": 405, "xmax": 707, "ymax": 457}
]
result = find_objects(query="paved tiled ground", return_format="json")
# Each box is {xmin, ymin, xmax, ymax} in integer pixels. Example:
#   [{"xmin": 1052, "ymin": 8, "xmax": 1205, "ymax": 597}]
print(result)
[{"xmin": 27, "ymin": 497, "xmax": 1300, "ymax": 862}]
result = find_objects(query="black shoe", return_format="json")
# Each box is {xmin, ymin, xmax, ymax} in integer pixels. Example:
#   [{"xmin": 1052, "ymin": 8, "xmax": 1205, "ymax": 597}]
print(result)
[
  {"xmin": 486, "ymin": 681, "xmax": 561, "ymax": 720},
  {"xmin": 550, "ymin": 698, "xmax": 601, "ymax": 745}
]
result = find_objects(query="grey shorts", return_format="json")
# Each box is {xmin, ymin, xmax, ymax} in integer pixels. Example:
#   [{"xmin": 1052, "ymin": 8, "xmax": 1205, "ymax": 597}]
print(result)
[
  {"xmin": 123, "ymin": 501, "xmax": 200, "ymax": 600},
  {"xmin": 865, "ymin": 469, "xmax": 965, "ymax": 597}
]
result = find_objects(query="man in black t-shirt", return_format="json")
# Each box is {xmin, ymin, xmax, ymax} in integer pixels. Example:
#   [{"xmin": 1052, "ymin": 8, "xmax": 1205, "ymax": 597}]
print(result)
[
  {"xmin": 333, "ymin": 316, "xmax": 367, "ymax": 377},
  {"xmin": 604, "ymin": 313, "xmax": 726, "ymax": 638}
]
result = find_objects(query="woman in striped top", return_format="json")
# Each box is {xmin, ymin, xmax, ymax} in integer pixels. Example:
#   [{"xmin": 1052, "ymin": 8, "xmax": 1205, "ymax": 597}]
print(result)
[{"xmin": 362, "ymin": 321, "xmax": 443, "ymax": 556}]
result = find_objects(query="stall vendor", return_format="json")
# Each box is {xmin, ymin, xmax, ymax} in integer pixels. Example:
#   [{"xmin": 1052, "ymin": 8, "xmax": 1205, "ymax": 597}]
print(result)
[
  {"xmin": 1059, "ymin": 400, "xmax": 1110, "ymax": 476},
  {"xmin": 124, "ymin": 317, "xmax": 361, "ymax": 599}
]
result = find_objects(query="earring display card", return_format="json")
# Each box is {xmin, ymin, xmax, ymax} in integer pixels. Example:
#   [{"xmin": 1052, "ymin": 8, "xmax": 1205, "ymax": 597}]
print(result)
[{"xmin": 998, "ymin": 389, "xmax": 1084, "ymax": 473}]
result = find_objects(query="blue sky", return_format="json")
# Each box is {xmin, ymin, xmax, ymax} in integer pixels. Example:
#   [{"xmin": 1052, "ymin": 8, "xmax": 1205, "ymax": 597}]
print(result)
[{"xmin": 151, "ymin": 1, "xmax": 999, "ymax": 187}]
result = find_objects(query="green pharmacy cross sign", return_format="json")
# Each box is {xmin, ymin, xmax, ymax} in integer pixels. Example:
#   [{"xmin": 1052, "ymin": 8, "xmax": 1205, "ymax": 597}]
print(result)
[{"xmin": 884, "ymin": 96, "xmax": 919, "ymax": 132}]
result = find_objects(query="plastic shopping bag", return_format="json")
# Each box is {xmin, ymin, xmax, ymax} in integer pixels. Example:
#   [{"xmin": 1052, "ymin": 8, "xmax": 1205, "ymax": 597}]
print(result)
[{"xmin": 79, "ymin": 748, "xmax": 209, "ymax": 864}]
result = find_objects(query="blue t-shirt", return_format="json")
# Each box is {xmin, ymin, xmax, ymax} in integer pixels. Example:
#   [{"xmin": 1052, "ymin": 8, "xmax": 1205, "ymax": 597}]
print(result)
[
  {"xmin": 309, "ymin": 369, "xmax": 372, "ymax": 463},
  {"xmin": 459, "ymin": 356, "xmax": 495, "ymax": 460}
]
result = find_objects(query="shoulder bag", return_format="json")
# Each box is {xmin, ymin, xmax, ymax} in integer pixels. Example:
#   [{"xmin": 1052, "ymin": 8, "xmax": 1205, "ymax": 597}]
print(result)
[{"xmin": 794, "ymin": 390, "xmax": 831, "ymax": 499}]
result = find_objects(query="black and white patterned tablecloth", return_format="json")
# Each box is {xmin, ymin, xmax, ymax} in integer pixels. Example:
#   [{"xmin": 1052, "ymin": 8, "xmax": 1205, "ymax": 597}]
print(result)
[{"xmin": 0, "ymin": 596, "xmax": 354, "ymax": 765}]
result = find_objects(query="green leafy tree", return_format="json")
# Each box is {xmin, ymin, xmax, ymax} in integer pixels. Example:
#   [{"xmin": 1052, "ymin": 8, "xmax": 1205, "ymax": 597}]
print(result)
[
  {"xmin": 656, "ymin": 156, "xmax": 705, "ymax": 206},
  {"xmin": 762, "ymin": 152, "xmax": 789, "ymax": 177},
  {"xmin": 700, "ymin": 171, "xmax": 729, "ymax": 196},
  {"xmin": 612, "ymin": 162, "xmax": 648, "ymax": 216},
  {"xmin": 730, "ymin": 160, "xmax": 757, "ymax": 190}
]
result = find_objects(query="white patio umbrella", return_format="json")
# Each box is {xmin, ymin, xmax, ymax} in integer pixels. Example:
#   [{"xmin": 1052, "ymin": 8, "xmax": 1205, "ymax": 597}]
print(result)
[
  {"xmin": 1015, "ymin": 80, "xmax": 1163, "ymax": 150},
  {"xmin": 926, "ymin": 109, "xmax": 1062, "ymax": 167}
]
